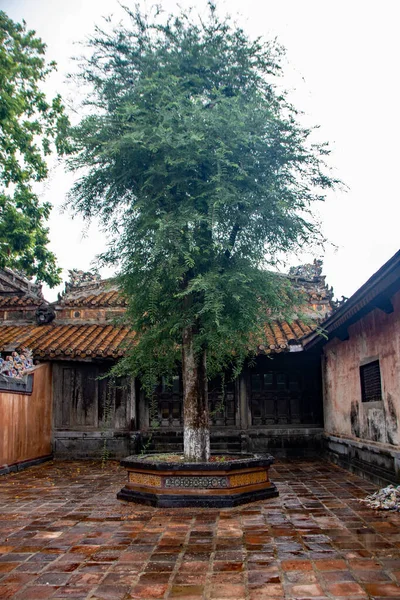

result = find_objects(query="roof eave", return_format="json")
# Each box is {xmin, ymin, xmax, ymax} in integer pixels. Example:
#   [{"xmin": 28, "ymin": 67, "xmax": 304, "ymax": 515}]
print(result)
[{"xmin": 303, "ymin": 250, "xmax": 400, "ymax": 350}]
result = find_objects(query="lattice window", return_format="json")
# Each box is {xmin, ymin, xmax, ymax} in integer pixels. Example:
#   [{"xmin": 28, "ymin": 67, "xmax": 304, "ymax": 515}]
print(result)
[{"xmin": 360, "ymin": 360, "xmax": 382, "ymax": 403}]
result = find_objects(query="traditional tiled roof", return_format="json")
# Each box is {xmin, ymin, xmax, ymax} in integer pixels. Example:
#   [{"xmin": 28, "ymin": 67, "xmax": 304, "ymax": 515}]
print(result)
[
  {"xmin": 303, "ymin": 249, "xmax": 400, "ymax": 350},
  {"xmin": 0, "ymin": 268, "xmax": 44, "ymax": 317},
  {"xmin": 0, "ymin": 324, "xmax": 132, "ymax": 359},
  {"xmin": 0, "ymin": 319, "xmax": 312, "ymax": 359},
  {"xmin": 0, "ymin": 262, "xmax": 334, "ymax": 360},
  {"xmin": 0, "ymin": 295, "xmax": 43, "ymax": 308},
  {"xmin": 260, "ymin": 319, "xmax": 313, "ymax": 353},
  {"xmin": 61, "ymin": 289, "xmax": 127, "ymax": 307}
]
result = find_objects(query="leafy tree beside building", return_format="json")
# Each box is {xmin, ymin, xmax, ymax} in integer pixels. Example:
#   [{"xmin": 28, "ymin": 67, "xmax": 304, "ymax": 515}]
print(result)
[
  {"xmin": 0, "ymin": 11, "xmax": 69, "ymax": 286},
  {"xmin": 68, "ymin": 3, "xmax": 339, "ymax": 461}
]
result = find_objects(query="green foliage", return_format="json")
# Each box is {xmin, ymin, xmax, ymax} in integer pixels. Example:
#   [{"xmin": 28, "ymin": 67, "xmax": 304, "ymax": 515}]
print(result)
[
  {"xmin": 68, "ymin": 3, "xmax": 339, "ymax": 390},
  {"xmin": 0, "ymin": 11, "xmax": 69, "ymax": 285}
]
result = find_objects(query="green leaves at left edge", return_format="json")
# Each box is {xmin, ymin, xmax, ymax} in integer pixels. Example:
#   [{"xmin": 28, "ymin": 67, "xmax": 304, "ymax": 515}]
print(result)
[{"xmin": 0, "ymin": 11, "xmax": 70, "ymax": 286}]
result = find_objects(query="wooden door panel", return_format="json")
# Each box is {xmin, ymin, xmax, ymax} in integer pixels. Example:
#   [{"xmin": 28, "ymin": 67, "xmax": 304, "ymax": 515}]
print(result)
[{"xmin": 250, "ymin": 370, "xmax": 304, "ymax": 426}]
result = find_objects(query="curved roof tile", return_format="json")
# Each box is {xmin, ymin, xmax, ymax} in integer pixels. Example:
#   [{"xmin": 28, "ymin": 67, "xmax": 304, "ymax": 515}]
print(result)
[{"xmin": 0, "ymin": 324, "xmax": 133, "ymax": 359}]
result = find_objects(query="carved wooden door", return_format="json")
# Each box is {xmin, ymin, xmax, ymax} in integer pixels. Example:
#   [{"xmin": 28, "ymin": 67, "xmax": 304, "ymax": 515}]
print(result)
[{"xmin": 250, "ymin": 371, "xmax": 302, "ymax": 426}]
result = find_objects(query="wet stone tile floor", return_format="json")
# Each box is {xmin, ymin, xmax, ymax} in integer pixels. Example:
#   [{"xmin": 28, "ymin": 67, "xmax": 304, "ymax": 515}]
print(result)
[{"xmin": 1, "ymin": 460, "xmax": 400, "ymax": 599}]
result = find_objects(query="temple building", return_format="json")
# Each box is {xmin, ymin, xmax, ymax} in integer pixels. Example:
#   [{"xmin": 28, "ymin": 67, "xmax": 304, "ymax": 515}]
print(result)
[
  {"xmin": 2, "ymin": 252, "xmax": 400, "ymax": 485},
  {"xmin": 0, "ymin": 262, "xmax": 334, "ymax": 463}
]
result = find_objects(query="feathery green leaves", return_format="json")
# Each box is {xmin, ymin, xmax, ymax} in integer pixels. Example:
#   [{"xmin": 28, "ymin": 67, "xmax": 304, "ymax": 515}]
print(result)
[
  {"xmin": 0, "ymin": 11, "xmax": 69, "ymax": 285},
  {"xmin": 68, "ymin": 3, "xmax": 339, "ymax": 390}
]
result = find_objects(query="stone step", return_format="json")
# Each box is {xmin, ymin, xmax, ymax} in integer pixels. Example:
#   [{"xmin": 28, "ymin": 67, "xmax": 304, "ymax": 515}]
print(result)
[
  {"xmin": 149, "ymin": 434, "xmax": 241, "ymax": 442},
  {"xmin": 144, "ymin": 437, "xmax": 242, "ymax": 455},
  {"xmin": 149, "ymin": 444, "xmax": 241, "ymax": 450}
]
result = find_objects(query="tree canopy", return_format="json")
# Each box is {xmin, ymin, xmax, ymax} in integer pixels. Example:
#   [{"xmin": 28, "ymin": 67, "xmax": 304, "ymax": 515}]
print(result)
[
  {"xmin": 0, "ymin": 11, "xmax": 69, "ymax": 286},
  {"xmin": 68, "ymin": 3, "xmax": 339, "ymax": 459}
]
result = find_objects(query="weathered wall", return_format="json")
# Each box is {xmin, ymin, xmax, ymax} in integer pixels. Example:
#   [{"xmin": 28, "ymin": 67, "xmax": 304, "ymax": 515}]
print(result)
[
  {"xmin": 323, "ymin": 290, "xmax": 400, "ymax": 444},
  {"xmin": 323, "ymin": 289, "xmax": 400, "ymax": 483},
  {"xmin": 0, "ymin": 364, "xmax": 52, "ymax": 471},
  {"xmin": 52, "ymin": 361, "xmax": 137, "ymax": 459},
  {"xmin": 53, "ymin": 362, "xmax": 135, "ymax": 431}
]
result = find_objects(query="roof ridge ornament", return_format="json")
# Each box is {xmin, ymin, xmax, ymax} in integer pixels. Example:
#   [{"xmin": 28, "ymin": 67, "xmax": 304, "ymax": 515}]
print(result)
[
  {"xmin": 63, "ymin": 269, "xmax": 102, "ymax": 295},
  {"xmin": 288, "ymin": 258, "xmax": 323, "ymax": 281},
  {"xmin": 0, "ymin": 267, "xmax": 43, "ymax": 299}
]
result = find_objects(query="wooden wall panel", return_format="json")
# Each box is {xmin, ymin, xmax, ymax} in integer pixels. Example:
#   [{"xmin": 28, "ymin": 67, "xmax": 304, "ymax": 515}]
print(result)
[
  {"xmin": 0, "ymin": 363, "xmax": 52, "ymax": 468},
  {"xmin": 53, "ymin": 362, "xmax": 131, "ymax": 431}
]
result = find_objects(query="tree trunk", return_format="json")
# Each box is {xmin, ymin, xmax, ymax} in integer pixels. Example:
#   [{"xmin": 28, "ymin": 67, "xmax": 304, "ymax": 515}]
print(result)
[{"xmin": 182, "ymin": 325, "xmax": 210, "ymax": 462}]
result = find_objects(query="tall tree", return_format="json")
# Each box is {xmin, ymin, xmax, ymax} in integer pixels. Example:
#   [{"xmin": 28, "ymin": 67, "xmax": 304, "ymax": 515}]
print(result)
[
  {"xmin": 68, "ymin": 3, "xmax": 338, "ymax": 461},
  {"xmin": 0, "ymin": 11, "xmax": 69, "ymax": 286}
]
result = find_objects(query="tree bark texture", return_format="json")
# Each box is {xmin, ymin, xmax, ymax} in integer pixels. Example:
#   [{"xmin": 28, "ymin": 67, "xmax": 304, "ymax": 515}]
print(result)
[{"xmin": 182, "ymin": 326, "xmax": 210, "ymax": 461}]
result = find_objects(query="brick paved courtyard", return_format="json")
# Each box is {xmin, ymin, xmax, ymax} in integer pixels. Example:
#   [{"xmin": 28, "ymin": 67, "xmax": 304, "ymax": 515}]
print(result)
[{"xmin": 1, "ymin": 459, "xmax": 400, "ymax": 599}]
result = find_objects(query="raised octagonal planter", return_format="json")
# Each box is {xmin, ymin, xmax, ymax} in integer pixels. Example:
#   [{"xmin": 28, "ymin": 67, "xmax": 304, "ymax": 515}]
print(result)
[{"xmin": 117, "ymin": 453, "xmax": 278, "ymax": 508}]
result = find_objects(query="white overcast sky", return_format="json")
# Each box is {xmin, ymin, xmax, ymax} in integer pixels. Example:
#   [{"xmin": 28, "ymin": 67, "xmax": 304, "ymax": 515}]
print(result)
[{"xmin": 1, "ymin": 0, "xmax": 400, "ymax": 301}]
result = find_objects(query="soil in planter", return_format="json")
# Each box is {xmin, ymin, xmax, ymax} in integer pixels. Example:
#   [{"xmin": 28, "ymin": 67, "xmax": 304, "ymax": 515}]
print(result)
[{"xmin": 141, "ymin": 453, "xmax": 245, "ymax": 463}]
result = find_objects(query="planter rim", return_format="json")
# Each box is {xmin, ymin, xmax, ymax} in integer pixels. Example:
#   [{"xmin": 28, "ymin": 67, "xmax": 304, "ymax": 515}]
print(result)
[{"xmin": 120, "ymin": 452, "xmax": 274, "ymax": 471}]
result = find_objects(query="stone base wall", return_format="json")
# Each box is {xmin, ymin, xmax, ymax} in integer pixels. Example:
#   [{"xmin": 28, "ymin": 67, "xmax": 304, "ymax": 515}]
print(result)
[
  {"xmin": 54, "ymin": 431, "xmax": 140, "ymax": 460},
  {"xmin": 141, "ymin": 427, "xmax": 324, "ymax": 457},
  {"xmin": 0, "ymin": 454, "xmax": 52, "ymax": 476},
  {"xmin": 324, "ymin": 433, "xmax": 400, "ymax": 486},
  {"xmin": 245, "ymin": 428, "xmax": 324, "ymax": 457},
  {"xmin": 54, "ymin": 427, "xmax": 324, "ymax": 460}
]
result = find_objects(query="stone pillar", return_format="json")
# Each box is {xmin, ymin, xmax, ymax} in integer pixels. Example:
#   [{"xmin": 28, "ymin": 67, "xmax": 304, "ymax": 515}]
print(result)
[
  {"xmin": 128, "ymin": 377, "xmax": 136, "ymax": 430},
  {"xmin": 138, "ymin": 388, "xmax": 149, "ymax": 431},
  {"xmin": 239, "ymin": 373, "xmax": 250, "ymax": 429}
]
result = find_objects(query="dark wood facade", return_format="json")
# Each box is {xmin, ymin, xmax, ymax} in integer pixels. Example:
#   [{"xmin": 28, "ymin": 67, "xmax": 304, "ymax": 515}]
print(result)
[
  {"xmin": 53, "ymin": 362, "xmax": 133, "ymax": 431},
  {"xmin": 153, "ymin": 374, "xmax": 238, "ymax": 429},
  {"xmin": 51, "ymin": 362, "xmax": 138, "ymax": 459},
  {"xmin": 248, "ymin": 354, "xmax": 322, "ymax": 427},
  {"xmin": 147, "ymin": 353, "xmax": 322, "ymax": 432}
]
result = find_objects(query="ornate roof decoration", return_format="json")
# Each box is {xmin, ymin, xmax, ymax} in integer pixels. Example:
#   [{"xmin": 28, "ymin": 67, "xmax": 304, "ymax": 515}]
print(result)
[
  {"xmin": 36, "ymin": 304, "xmax": 56, "ymax": 325},
  {"xmin": 57, "ymin": 269, "xmax": 102, "ymax": 300},
  {"xmin": 0, "ymin": 267, "xmax": 43, "ymax": 299},
  {"xmin": 288, "ymin": 259, "xmax": 335, "ymax": 320},
  {"xmin": 56, "ymin": 270, "xmax": 125, "ymax": 309},
  {"xmin": 67, "ymin": 268, "xmax": 101, "ymax": 289},
  {"xmin": 289, "ymin": 259, "xmax": 323, "ymax": 280},
  {"xmin": 0, "ymin": 348, "xmax": 33, "ymax": 378},
  {"xmin": 54, "ymin": 270, "xmax": 126, "ymax": 315}
]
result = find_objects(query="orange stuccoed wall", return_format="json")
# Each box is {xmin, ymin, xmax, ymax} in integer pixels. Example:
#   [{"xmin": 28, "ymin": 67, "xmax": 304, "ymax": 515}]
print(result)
[{"xmin": 0, "ymin": 363, "xmax": 53, "ymax": 470}]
